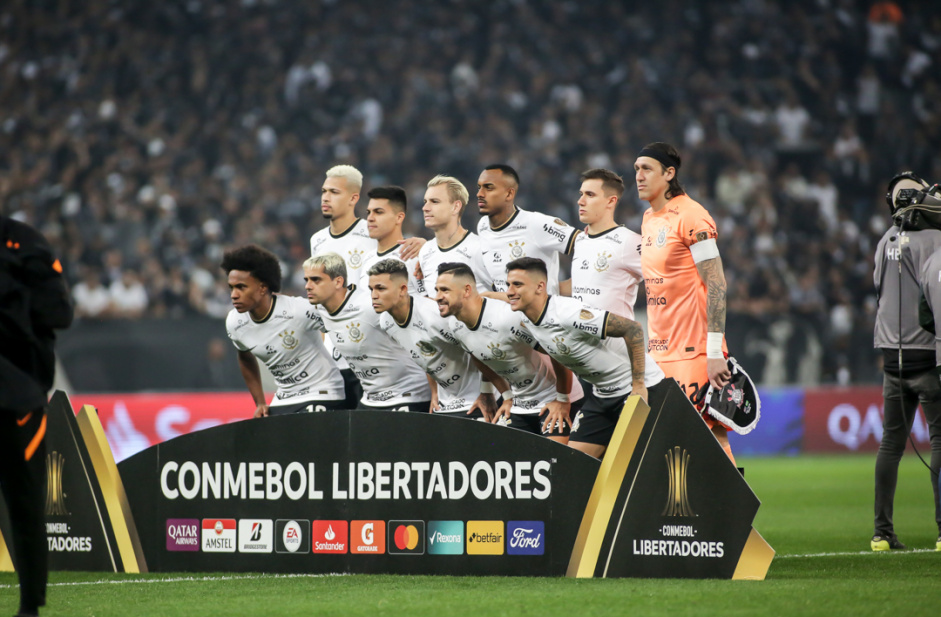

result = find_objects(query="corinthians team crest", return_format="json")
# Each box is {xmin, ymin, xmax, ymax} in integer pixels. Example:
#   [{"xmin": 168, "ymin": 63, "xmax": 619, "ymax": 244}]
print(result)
[
  {"xmin": 279, "ymin": 329, "xmax": 298, "ymax": 350},
  {"xmin": 594, "ymin": 251, "xmax": 612, "ymax": 272},
  {"xmin": 417, "ymin": 341, "xmax": 437, "ymax": 357},
  {"xmin": 508, "ymin": 240, "xmax": 526, "ymax": 259},
  {"xmin": 348, "ymin": 248, "xmax": 364, "ymax": 268},
  {"xmin": 655, "ymin": 226, "xmax": 668, "ymax": 248},
  {"xmin": 552, "ymin": 335, "xmax": 570, "ymax": 355},
  {"xmin": 487, "ymin": 342, "xmax": 506, "ymax": 360},
  {"xmin": 347, "ymin": 322, "xmax": 364, "ymax": 343}
]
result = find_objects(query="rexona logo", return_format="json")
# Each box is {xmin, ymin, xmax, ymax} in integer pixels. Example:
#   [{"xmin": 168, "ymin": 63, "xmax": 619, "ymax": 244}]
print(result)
[
  {"xmin": 388, "ymin": 520, "xmax": 425, "ymax": 555},
  {"xmin": 350, "ymin": 520, "xmax": 385, "ymax": 554},
  {"xmin": 311, "ymin": 520, "xmax": 348, "ymax": 554},
  {"xmin": 166, "ymin": 518, "xmax": 199, "ymax": 552},
  {"xmin": 201, "ymin": 518, "xmax": 236, "ymax": 552},
  {"xmin": 507, "ymin": 521, "xmax": 544, "ymax": 555},
  {"xmin": 466, "ymin": 521, "xmax": 504, "ymax": 555},
  {"xmin": 275, "ymin": 519, "xmax": 310, "ymax": 554},
  {"xmin": 427, "ymin": 521, "xmax": 463, "ymax": 555},
  {"xmin": 238, "ymin": 519, "xmax": 273, "ymax": 553}
]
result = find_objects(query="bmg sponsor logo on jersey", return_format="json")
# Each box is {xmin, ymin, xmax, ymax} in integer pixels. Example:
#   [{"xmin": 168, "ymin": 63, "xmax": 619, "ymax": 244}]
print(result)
[
  {"xmin": 427, "ymin": 521, "xmax": 464, "ymax": 555},
  {"xmin": 507, "ymin": 521, "xmax": 544, "ymax": 555},
  {"xmin": 350, "ymin": 520, "xmax": 385, "ymax": 554},
  {"xmin": 466, "ymin": 521, "xmax": 504, "ymax": 555},
  {"xmin": 201, "ymin": 518, "xmax": 236, "ymax": 553},
  {"xmin": 275, "ymin": 519, "xmax": 310, "ymax": 554},
  {"xmin": 238, "ymin": 519, "xmax": 273, "ymax": 553},
  {"xmin": 388, "ymin": 520, "xmax": 425, "ymax": 555},
  {"xmin": 311, "ymin": 520, "xmax": 348, "ymax": 554},
  {"xmin": 166, "ymin": 518, "xmax": 199, "ymax": 552}
]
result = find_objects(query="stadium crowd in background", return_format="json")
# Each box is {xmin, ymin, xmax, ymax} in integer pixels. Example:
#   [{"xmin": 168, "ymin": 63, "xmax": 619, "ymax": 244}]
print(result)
[{"xmin": 1, "ymin": 0, "xmax": 940, "ymax": 384}]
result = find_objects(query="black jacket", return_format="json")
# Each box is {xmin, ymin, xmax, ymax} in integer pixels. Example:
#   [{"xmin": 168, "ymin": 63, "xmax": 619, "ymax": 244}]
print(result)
[{"xmin": 0, "ymin": 216, "xmax": 73, "ymax": 413}]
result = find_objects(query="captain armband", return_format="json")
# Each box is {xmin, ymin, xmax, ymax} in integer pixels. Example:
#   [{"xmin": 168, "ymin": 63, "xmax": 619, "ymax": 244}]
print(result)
[{"xmin": 689, "ymin": 238, "xmax": 720, "ymax": 263}]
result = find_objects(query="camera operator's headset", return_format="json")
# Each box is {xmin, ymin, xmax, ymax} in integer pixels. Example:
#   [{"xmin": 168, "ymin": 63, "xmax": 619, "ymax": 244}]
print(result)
[{"xmin": 883, "ymin": 171, "xmax": 941, "ymax": 476}]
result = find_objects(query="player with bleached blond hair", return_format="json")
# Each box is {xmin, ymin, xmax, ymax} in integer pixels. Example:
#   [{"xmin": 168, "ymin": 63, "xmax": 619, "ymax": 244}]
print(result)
[{"xmin": 416, "ymin": 174, "xmax": 493, "ymax": 297}]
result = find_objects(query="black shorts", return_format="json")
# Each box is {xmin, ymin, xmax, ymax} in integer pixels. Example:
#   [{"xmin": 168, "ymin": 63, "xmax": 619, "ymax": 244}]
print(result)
[
  {"xmin": 505, "ymin": 412, "xmax": 571, "ymax": 437},
  {"xmin": 434, "ymin": 408, "xmax": 486, "ymax": 421},
  {"xmin": 268, "ymin": 399, "xmax": 346, "ymax": 416},
  {"xmin": 569, "ymin": 380, "xmax": 667, "ymax": 446},
  {"xmin": 357, "ymin": 401, "xmax": 431, "ymax": 413},
  {"xmin": 341, "ymin": 368, "xmax": 363, "ymax": 410}
]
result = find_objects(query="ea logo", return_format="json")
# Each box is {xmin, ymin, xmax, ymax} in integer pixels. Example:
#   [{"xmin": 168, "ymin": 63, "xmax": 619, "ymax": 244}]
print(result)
[
  {"xmin": 283, "ymin": 520, "xmax": 302, "ymax": 553},
  {"xmin": 362, "ymin": 522, "xmax": 374, "ymax": 546}
]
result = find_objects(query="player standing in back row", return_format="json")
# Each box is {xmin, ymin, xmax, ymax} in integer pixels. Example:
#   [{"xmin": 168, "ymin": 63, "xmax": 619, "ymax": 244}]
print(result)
[
  {"xmin": 476, "ymin": 164, "xmax": 579, "ymax": 294},
  {"xmin": 636, "ymin": 142, "xmax": 735, "ymax": 462}
]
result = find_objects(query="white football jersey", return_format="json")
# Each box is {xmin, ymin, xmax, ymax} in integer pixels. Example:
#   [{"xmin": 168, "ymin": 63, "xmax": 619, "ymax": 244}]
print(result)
[
  {"xmin": 477, "ymin": 208, "xmax": 578, "ymax": 294},
  {"xmin": 310, "ymin": 218, "xmax": 377, "ymax": 370},
  {"xmin": 448, "ymin": 298, "xmax": 560, "ymax": 415},
  {"xmin": 519, "ymin": 295, "xmax": 664, "ymax": 398},
  {"xmin": 571, "ymin": 225, "xmax": 643, "ymax": 319},
  {"xmin": 360, "ymin": 243, "xmax": 421, "ymax": 295},
  {"xmin": 316, "ymin": 285, "xmax": 431, "ymax": 407},
  {"xmin": 379, "ymin": 296, "xmax": 481, "ymax": 412},
  {"xmin": 225, "ymin": 295, "xmax": 345, "ymax": 406},
  {"xmin": 417, "ymin": 230, "xmax": 493, "ymax": 297}
]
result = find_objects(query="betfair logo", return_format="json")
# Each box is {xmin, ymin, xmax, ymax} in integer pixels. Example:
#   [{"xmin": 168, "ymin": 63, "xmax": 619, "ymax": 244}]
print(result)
[
  {"xmin": 466, "ymin": 521, "xmax": 504, "ymax": 555},
  {"xmin": 662, "ymin": 446, "xmax": 696, "ymax": 517},
  {"xmin": 45, "ymin": 451, "xmax": 69, "ymax": 516}
]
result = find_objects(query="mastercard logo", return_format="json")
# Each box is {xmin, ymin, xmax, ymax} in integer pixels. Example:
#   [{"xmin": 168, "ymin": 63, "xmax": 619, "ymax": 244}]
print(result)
[
  {"xmin": 394, "ymin": 525, "xmax": 419, "ymax": 550},
  {"xmin": 388, "ymin": 520, "xmax": 425, "ymax": 555}
]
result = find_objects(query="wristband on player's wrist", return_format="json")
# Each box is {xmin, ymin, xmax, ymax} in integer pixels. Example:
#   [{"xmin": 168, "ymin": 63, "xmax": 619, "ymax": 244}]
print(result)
[
  {"xmin": 706, "ymin": 332, "xmax": 724, "ymax": 359},
  {"xmin": 500, "ymin": 389, "xmax": 513, "ymax": 401},
  {"xmin": 555, "ymin": 392, "xmax": 570, "ymax": 403},
  {"xmin": 479, "ymin": 381, "xmax": 495, "ymax": 395}
]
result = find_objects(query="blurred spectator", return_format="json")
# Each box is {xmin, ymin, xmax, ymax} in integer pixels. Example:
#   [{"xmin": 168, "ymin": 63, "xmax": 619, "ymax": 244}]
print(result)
[{"xmin": 109, "ymin": 270, "xmax": 148, "ymax": 319}]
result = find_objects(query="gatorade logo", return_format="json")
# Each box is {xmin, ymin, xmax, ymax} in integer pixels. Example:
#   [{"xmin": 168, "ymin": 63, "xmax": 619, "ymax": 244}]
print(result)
[
  {"xmin": 466, "ymin": 521, "xmax": 504, "ymax": 555},
  {"xmin": 388, "ymin": 520, "xmax": 425, "ymax": 555},
  {"xmin": 350, "ymin": 520, "xmax": 386, "ymax": 554}
]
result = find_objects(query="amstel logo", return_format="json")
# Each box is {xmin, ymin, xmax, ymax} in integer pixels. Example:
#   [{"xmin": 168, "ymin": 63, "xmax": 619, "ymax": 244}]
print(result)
[
  {"xmin": 45, "ymin": 451, "xmax": 69, "ymax": 516},
  {"xmin": 662, "ymin": 446, "xmax": 696, "ymax": 517}
]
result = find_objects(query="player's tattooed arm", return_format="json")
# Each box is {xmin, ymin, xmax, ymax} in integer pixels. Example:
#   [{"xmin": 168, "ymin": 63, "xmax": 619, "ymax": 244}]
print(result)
[
  {"xmin": 605, "ymin": 312, "xmax": 646, "ymax": 393},
  {"xmin": 695, "ymin": 255, "xmax": 727, "ymax": 334}
]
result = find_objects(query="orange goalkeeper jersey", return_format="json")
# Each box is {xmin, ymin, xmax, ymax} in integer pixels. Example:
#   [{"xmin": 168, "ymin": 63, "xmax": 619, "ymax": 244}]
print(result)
[{"xmin": 641, "ymin": 194, "xmax": 727, "ymax": 362}]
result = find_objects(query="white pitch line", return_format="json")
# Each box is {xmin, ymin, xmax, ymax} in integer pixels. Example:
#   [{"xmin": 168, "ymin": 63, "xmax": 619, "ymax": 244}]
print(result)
[
  {"xmin": 777, "ymin": 548, "xmax": 936, "ymax": 558},
  {"xmin": 0, "ymin": 572, "xmax": 347, "ymax": 589}
]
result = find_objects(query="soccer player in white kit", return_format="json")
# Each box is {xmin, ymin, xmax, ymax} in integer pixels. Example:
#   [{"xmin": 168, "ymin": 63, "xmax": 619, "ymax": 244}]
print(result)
[
  {"xmin": 476, "ymin": 164, "xmax": 580, "ymax": 294},
  {"xmin": 222, "ymin": 245, "xmax": 345, "ymax": 417},
  {"xmin": 367, "ymin": 259, "xmax": 505, "ymax": 421},
  {"xmin": 309, "ymin": 165, "xmax": 424, "ymax": 407},
  {"xmin": 359, "ymin": 186, "xmax": 422, "ymax": 294},
  {"xmin": 506, "ymin": 257, "xmax": 666, "ymax": 458},
  {"xmin": 562, "ymin": 168, "xmax": 643, "ymax": 319},
  {"xmin": 416, "ymin": 175, "xmax": 493, "ymax": 296},
  {"xmin": 303, "ymin": 252, "xmax": 431, "ymax": 412},
  {"xmin": 434, "ymin": 262, "xmax": 582, "ymax": 443}
]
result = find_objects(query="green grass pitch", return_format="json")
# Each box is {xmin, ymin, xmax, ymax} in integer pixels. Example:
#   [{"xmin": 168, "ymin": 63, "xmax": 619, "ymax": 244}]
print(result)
[{"xmin": 2, "ymin": 455, "xmax": 939, "ymax": 617}]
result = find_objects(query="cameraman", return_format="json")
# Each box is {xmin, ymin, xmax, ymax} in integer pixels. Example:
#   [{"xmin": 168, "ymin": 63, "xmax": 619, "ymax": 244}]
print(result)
[
  {"xmin": 872, "ymin": 182, "xmax": 941, "ymax": 551},
  {"xmin": 1, "ymin": 215, "xmax": 73, "ymax": 617},
  {"xmin": 915, "ymin": 247, "xmax": 941, "ymax": 551}
]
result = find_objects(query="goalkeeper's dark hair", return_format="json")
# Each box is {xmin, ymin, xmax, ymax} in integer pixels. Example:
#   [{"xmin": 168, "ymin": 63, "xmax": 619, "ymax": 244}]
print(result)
[
  {"xmin": 367, "ymin": 258, "xmax": 408, "ymax": 280},
  {"xmin": 437, "ymin": 262, "xmax": 477, "ymax": 284},
  {"xmin": 640, "ymin": 142, "xmax": 685, "ymax": 200},
  {"xmin": 220, "ymin": 245, "xmax": 282, "ymax": 293}
]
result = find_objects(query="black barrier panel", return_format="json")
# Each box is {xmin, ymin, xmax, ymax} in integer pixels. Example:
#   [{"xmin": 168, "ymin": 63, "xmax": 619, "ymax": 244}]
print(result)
[
  {"xmin": 0, "ymin": 393, "xmax": 122, "ymax": 571},
  {"xmin": 119, "ymin": 411, "xmax": 601, "ymax": 576},
  {"xmin": 595, "ymin": 382, "xmax": 761, "ymax": 578}
]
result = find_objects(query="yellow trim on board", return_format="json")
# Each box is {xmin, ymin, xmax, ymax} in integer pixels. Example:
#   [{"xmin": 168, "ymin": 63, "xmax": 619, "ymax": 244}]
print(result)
[
  {"xmin": 0, "ymin": 527, "xmax": 13, "ymax": 572},
  {"xmin": 566, "ymin": 395, "xmax": 650, "ymax": 578},
  {"xmin": 732, "ymin": 527, "xmax": 775, "ymax": 580},
  {"xmin": 76, "ymin": 405, "xmax": 148, "ymax": 573}
]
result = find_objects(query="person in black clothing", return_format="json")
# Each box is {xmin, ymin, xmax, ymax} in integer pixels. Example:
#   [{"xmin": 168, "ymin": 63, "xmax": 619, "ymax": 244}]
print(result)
[{"xmin": 0, "ymin": 216, "xmax": 73, "ymax": 617}]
